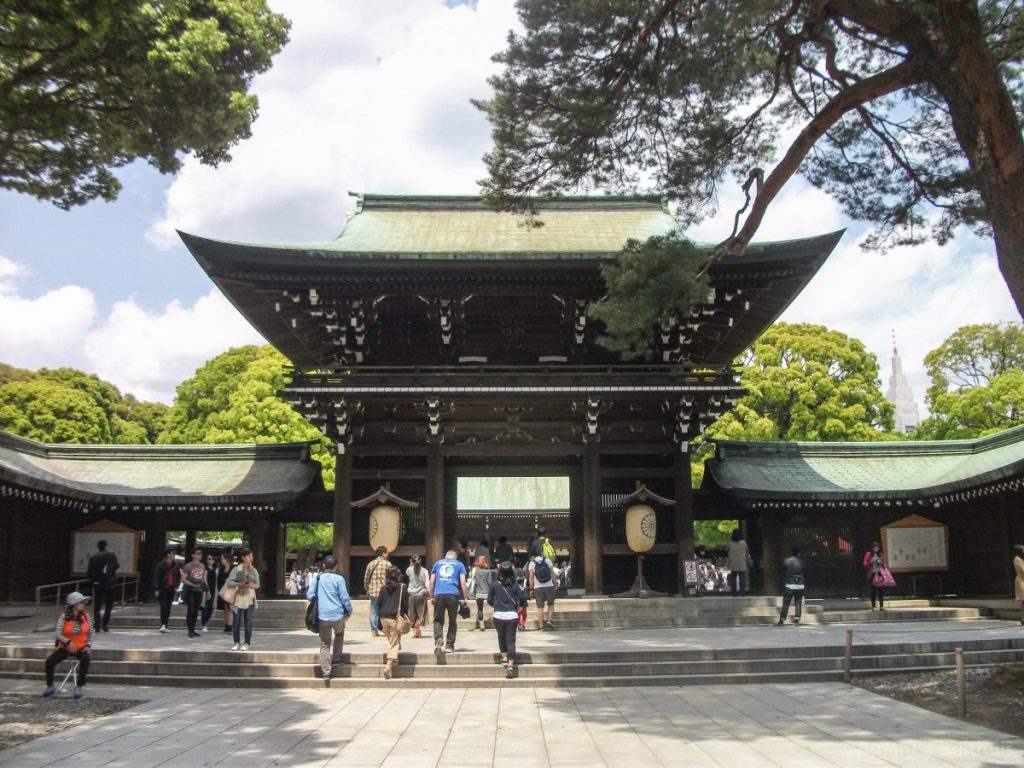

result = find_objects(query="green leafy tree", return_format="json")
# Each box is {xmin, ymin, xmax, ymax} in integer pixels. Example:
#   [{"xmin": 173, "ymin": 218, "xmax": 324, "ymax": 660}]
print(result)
[
  {"xmin": 694, "ymin": 520, "xmax": 737, "ymax": 551},
  {"xmin": 914, "ymin": 322, "xmax": 1024, "ymax": 438},
  {"xmin": 704, "ymin": 323, "xmax": 895, "ymax": 443},
  {"xmin": 589, "ymin": 232, "xmax": 708, "ymax": 359},
  {"xmin": 1, "ymin": 0, "xmax": 290, "ymax": 208},
  {"xmin": 286, "ymin": 523, "xmax": 333, "ymax": 569},
  {"xmin": 480, "ymin": 1, "xmax": 1024, "ymax": 317},
  {"xmin": 0, "ymin": 367, "xmax": 160, "ymax": 443},
  {"xmin": 159, "ymin": 345, "xmax": 336, "ymax": 488}
]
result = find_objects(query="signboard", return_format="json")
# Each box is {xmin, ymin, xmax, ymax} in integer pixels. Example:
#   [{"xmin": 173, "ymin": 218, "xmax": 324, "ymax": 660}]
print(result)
[
  {"xmin": 71, "ymin": 520, "xmax": 140, "ymax": 577},
  {"xmin": 881, "ymin": 514, "xmax": 949, "ymax": 573},
  {"xmin": 683, "ymin": 559, "xmax": 700, "ymax": 585}
]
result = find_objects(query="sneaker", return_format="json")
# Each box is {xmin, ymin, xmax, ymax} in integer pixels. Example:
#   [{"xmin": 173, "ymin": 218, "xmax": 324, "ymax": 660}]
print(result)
[
  {"xmin": 223, "ymin": 626, "xmax": 232, "ymax": 633},
  {"xmin": 73, "ymin": 687, "xmax": 83, "ymax": 699},
  {"xmin": 434, "ymin": 638, "xmax": 444, "ymax": 653},
  {"xmin": 42, "ymin": 685, "xmax": 56, "ymax": 697},
  {"xmin": 159, "ymin": 625, "xmax": 168, "ymax": 633},
  {"xmin": 324, "ymin": 678, "xmax": 331, "ymax": 688},
  {"xmin": 505, "ymin": 665, "xmax": 515, "ymax": 679},
  {"xmin": 241, "ymin": 644, "xmax": 250, "ymax": 652},
  {"xmin": 371, "ymin": 630, "xmax": 380, "ymax": 638},
  {"xmin": 444, "ymin": 645, "xmax": 455, "ymax": 654},
  {"xmin": 200, "ymin": 626, "xmax": 208, "ymax": 634},
  {"xmin": 231, "ymin": 643, "xmax": 241, "ymax": 651},
  {"xmin": 793, "ymin": 618, "xmax": 800, "ymax": 625},
  {"xmin": 544, "ymin": 621, "xmax": 556, "ymax": 630},
  {"xmin": 776, "ymin": 620, "xmax": 784, "ymax": 626},
  {"xmin": 188, "ymin": 631, "xmax": 198, "ymax": 638}
]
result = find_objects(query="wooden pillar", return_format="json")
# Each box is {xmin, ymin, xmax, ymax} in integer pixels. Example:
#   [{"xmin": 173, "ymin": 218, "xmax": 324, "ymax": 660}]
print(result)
[
  {"xmin": 674, "ymin": 446, "xmax": 695, "ymax": 595},
  {"xmin": 761, "ymin": 512, "xmax": 782, "ymax": 596},
  {"xmin": 425, "ymin": 443, "xmax": 445, "ymax": 567},
  {"xmin": 333, "ymin": 447, "xmax": 353, "ymax": 581},
  {"xmin": 184, "ymin": 530, "xmax": 197, "ymax": 557},
  {"xmin": 569, "ymin": 468, "xmax": 585, "ymax": 589},
  {"xmin": 582, "ymin": 442, "xmax": 603, "ymax": 595},
  {"xmin": 143, "ymin": 510, "xmax": 168, "ymax": 603},
  {"xmin": 1, "ymin": 506, "xmax": 14, "ymax": 603},
  {"xmin": 264, "ymin": 519, "xmax": 282, "ymax": 596}
]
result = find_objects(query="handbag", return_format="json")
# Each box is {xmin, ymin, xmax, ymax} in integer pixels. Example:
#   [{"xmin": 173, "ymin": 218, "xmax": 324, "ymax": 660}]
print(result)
[
  {"xmin": 396, "ymin": 584, "xmax": 411, "ymax": 635},
  {"xmin": 458, "ymin": 600, "xmax": 471, "ymax": 619},
  {"xmin": 881, "ymin": 567, "xmax": 896, "ymax": 588},
  {"xmin": 218, "ymin": 584, "xmax": 238, "ymax": 605},
  {"xmin": 305, "ymin": 575, "xmax": 321, "ymax": 633}
]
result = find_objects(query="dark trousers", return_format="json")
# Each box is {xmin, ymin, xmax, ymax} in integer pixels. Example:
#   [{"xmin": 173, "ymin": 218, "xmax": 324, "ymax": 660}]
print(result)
[
  {"xmin": 493, "ymin": 618, "xmax": 518, "ymax": 663},
  {"xmin": 780, "ymin": 588, "xmax": 804, "ymax": 621},
  {"xmin": 870, "ymin": 584, "xmax": 885, "ymax": 608},
  {"xmin": 45, "ymin": 648, "xmax": 90, "ymax": 687},
  {"xmin": 184, "ymin": 589, "xmax": 203, "ymax": 633},
  {"xmin": 201, "ymin": 596, "xmax": 215, "ymax": 628},
  {"xmin": 476, "ymin": 597, "xmax": 486, "ymax": 621},
  {"xmin": 157, "ymin": 587, "xmax": 175, "ymax": 627},
  {"xmin": 433, "ymin": 594, "xmax": 460, "ymax": 648},
  {"xmin": 93, "ymin": 586, "xmax": 115, "ymax": 629},
  {"xmin": 728, "ymin": 570, "xmax": 747, "ymax": 596}
]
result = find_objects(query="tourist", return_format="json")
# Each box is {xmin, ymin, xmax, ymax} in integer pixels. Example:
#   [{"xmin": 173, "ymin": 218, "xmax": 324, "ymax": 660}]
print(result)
[
  {"xmin": 374, "ymin": 566, "xmax": 410, "ymax": 679},
  {"xmin": 727, "ymin": 529, "xmax": 751, "ymax": 597},
  {"xmin": 42, "ymin": 591, "xmax": 92, "ymax": 698},
  {"xmin": 528, "ymin": 551, "xmax": 557, "ymax": 630},
  {"xmin": 287, "ymin": 569, "xmax": 300, "ymax": 596},
  {"xmin": 180, "ymin": 548, "xmax": 209, "ymax": 638},
  {"xmin": 777, "ymin": 547, "xmax": 806, "ymax": 625},
  {"xmin": 226, "ymin": 548, "xmax": 260, "ymax": 650},
  {"xmin": 863, "ymin": 541, "xmax": 888, "ymax": 611},
  {"xmin": 363, "ymin": 546, "xmax": 390, "ymax": 637},
  {"xmin": 405, "ymin": 554, "xmax": 430, "ymax": 638},
  {"xmin": 471, "ymin": 556, "xmax": 494, "ymax": 630},
  {"xmin": 493, "ymin": 536, "xmax": 514, "ymax": 565},
  {"xmin": 1013, "ymin": 545, "xmax": 1024, "ymax": 626},
  {"xmin": 474, "ymin": 539, "xmax": 491, "ymax": 567},
  {"xmin": 200, "ymin": 553, "xmax": 220, "ymax": 633},
  {"xmin": 308, "ymin": 555, "xmax": 352, "ymax": 687},
  {"xmin": 429, "ymin": 548, "xmax": 469, "ymax": 654},
  {"xmin": 86, "ymin": 539, "xmax": 119, "ymax": 632},
  {"xmin": 153, "ymin": 549, "xmax": 180, "ymax": 633},
  {"xmin": 487, "ymin": 561, "xmax": 529, "ymax": 679},
  {"xmin": 217, "ymin": 552, "xmax": 235, "ymax": 634}
]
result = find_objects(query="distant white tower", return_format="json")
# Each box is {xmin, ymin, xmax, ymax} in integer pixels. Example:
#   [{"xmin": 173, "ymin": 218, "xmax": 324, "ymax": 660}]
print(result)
[{"xmin": 886, "ymin": 330, "xmax": 920, "ymax": 434}]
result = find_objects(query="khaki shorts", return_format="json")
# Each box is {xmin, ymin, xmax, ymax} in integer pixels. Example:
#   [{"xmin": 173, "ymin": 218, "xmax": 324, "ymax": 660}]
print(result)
[{"xmin": 534, "ymin": 586, "xmax": 556, "ymax": 609}]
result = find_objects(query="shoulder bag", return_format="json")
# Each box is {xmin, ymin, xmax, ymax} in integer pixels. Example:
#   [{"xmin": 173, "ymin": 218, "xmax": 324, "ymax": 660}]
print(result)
[
  {"xmin": 305, "ymin": 575, "xmax": 321, "ymax": 633},
  {"xmin": 218, "ymin": 568, "xmax": 238, "ymax": 605},
  {"xmin": 396, "ymin": 583, "xmax": 411, "ymax": 635}
]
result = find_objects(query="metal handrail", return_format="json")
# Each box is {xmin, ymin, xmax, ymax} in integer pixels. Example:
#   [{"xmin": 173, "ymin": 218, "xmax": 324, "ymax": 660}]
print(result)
[{"xmin": 33, "ymin": 575, "xmax": 140, "ymax": 631}]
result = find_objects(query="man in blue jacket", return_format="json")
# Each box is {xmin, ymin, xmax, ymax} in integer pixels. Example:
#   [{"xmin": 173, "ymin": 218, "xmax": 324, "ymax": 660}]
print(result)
[{"xmin": 308, "ymin": 555, "xmax": 353, "ymax": 687}]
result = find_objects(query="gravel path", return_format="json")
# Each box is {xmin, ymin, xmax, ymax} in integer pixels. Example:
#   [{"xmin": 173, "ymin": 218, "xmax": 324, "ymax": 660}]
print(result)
[{"xmin": 0, "ymin": 692, "xmax": 139, "ymax": 751}]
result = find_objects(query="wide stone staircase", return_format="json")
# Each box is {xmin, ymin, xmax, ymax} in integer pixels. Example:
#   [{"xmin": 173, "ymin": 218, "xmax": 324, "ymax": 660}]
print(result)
[
  {"xmin": 2, "ymin": 635, "xmax": 1023, "ymax": 689},
  {"xmin": 1, "ymin": 596, "xmax": 1016, "ymax": 689}
]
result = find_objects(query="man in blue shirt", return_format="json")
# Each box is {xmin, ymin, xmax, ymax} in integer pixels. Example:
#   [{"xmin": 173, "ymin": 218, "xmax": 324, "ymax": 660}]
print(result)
[
  {"xmin": 429, "ymin": 549, "xmax": 469, "ymax": 654},
  {"xmin": 307, "ymin": 555, "xmax": 353, "ymax": 687}
]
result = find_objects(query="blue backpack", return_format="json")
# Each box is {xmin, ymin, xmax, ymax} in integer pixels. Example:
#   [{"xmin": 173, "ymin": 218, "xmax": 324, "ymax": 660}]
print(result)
[{"xmin": 533, "ymin": 558, "xmax": 551, "ymax": 584}]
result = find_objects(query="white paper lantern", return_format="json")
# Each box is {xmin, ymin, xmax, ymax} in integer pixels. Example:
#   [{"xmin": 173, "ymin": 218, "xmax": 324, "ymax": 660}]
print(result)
[
  {"xmin": 625, "ymin": 503, "xmax": 657, "ymax": 553},
  {"xmin": 368, "ymin": 504, "xmax": 400, "ymax": 553}
]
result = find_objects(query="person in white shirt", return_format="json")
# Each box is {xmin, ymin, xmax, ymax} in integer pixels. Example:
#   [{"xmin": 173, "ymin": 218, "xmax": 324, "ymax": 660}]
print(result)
[{"xmin": 527, "ymin": 555, "xmax": 558, "ymax": 630}]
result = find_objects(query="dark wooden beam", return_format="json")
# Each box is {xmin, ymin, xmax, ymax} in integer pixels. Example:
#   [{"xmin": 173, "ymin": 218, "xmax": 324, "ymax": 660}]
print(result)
[
  {"xmin": 583, "ymin": 442, "xmax": 603, "ymax": 595},
  {"xmin": 674, "ymin": 447, "xmax": 696, "ymax": 595},
  {"xmin": 425, "ymin": 443, "xmax": 445, "ymax": 567},
  {"xmin": 333, "ymin": 448, "xmax": 353, "ymax": 581}
]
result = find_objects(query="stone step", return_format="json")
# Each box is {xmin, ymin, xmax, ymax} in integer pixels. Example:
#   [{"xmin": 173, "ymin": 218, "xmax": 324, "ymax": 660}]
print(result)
[{"xmin": 819, "ymin": 608, "xmax": 987, "ymax": 623}]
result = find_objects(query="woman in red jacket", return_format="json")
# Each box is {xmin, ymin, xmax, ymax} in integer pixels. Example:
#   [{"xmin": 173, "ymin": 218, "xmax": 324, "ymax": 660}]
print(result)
[
  {"xmin": 863, "ymin": 542, "xmax": 888, "ymax": 612},
  {"xmin": 42, "ymin": 591, "xmax": 93, "ymax": 698}
]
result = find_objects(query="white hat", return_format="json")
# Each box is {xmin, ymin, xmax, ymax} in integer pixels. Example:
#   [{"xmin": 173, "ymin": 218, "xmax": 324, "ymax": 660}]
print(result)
[{"xmin": 65, "ymin": 591, "xmax": 89, "ymax": 606}]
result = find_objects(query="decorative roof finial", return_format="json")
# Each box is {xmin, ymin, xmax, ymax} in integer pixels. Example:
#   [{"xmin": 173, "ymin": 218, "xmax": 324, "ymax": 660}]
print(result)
[{"xmin": 892, "ymin": 328, "xmax": 897, "ymax": 357}]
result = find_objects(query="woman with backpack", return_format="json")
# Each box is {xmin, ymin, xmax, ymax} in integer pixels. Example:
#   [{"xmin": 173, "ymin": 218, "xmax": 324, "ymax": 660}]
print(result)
[{"xmin": 487, "ymin": 561, "xmax": 529, "ymax": 679}]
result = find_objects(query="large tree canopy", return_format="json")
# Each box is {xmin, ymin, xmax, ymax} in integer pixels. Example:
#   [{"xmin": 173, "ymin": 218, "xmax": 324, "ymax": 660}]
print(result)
[
  {"xmin": 480, "ymin": 0, "xmax": 1024, "ymax": 315},
  {"xmin": 914, "ymin": 321, "xmax": 1024, "ymax": 438},
  {"xmin": 703, "ymin": 322, "xmax": 895, "ymax": 443},
  {"xmin": 0, "ymin": 366, "xmax": 166, "ymax": 443},
  {"xmin": 159, "ymin": 345, "xmax": 336, "ymax": 489},
  {"xmin": 0, "ymin": 0, "xmax": 290, "ymax": 207}
]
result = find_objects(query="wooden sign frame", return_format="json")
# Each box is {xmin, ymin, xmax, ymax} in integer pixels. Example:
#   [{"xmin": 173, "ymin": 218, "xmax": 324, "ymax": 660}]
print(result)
[
  {"xmin": 881, "ymin": 514, "xmax": 949, "ymax": 573},
  {"xmin": 71, "ymin": 519, "xmax": 140, "ymax": 577}
]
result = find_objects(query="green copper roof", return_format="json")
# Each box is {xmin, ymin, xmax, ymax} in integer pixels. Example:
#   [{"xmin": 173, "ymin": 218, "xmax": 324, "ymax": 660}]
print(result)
[
  {"xmin": 704, "ymin": 426, "xmax": 1024, "ymax": 502},
  {"xmin": 0, "ymin": 430, "xmax": 322, "ymax": 505},
  {"xmin": 182, "ymin": 194, "xmax": 678, "ymax": 260}
]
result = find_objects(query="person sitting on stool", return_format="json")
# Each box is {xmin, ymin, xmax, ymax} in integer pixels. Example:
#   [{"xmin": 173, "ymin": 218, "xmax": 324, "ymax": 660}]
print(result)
[{"xmin": 42, "ymin": 591, "xmax": 93, "ymax": 698}]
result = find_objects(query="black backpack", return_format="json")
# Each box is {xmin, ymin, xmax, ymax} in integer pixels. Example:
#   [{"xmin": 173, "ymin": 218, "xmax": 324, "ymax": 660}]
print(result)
[{"xmin": 533, "ymin": 558, "xmax": 551, "ymax": 584}]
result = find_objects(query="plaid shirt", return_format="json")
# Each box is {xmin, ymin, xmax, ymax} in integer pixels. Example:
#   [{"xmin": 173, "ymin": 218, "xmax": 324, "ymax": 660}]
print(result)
[{"xmin": 364, "ymin": 556, "xmax": 389, "ymax": 596}]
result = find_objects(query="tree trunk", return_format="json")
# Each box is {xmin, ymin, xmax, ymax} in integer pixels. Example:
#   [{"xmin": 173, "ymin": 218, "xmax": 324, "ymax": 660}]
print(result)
[{"xmin": 926, "ymin": 2, "xmax": 1024, "ymax": 318}]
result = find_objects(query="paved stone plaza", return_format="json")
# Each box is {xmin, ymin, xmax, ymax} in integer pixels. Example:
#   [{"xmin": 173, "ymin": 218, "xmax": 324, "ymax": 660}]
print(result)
[{"xmin": 1, "ymin": 680, "xmax": 1022, "ymax": 767}]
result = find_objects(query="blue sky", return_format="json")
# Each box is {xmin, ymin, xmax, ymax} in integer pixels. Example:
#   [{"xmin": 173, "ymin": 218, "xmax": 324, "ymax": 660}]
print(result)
[{"xmin": 0, "ymin": 0, "xmax": 1017, "ymax": 407}]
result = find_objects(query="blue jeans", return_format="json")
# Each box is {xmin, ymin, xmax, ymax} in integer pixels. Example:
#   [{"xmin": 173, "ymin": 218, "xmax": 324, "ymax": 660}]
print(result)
[
  {"xmin": 232, "ymin": 604, "xmax": 254, "ymax": 645},
  {"xmin": 369, "ymin": 599, "xmax": 380, "ymax": 632}
]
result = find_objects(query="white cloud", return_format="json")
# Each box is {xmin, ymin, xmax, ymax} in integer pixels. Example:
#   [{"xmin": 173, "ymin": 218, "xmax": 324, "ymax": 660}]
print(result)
[
  {"xmin": 0, "ymin": 259, "xmax": 263, "ymax": 402},
  {"xmin": 147, "ymin": 0, "xmax": 519, "ymax": 248},
  {"xmin": 0, "ymin": 255, "xmax": 27, "ymax": 293}
]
